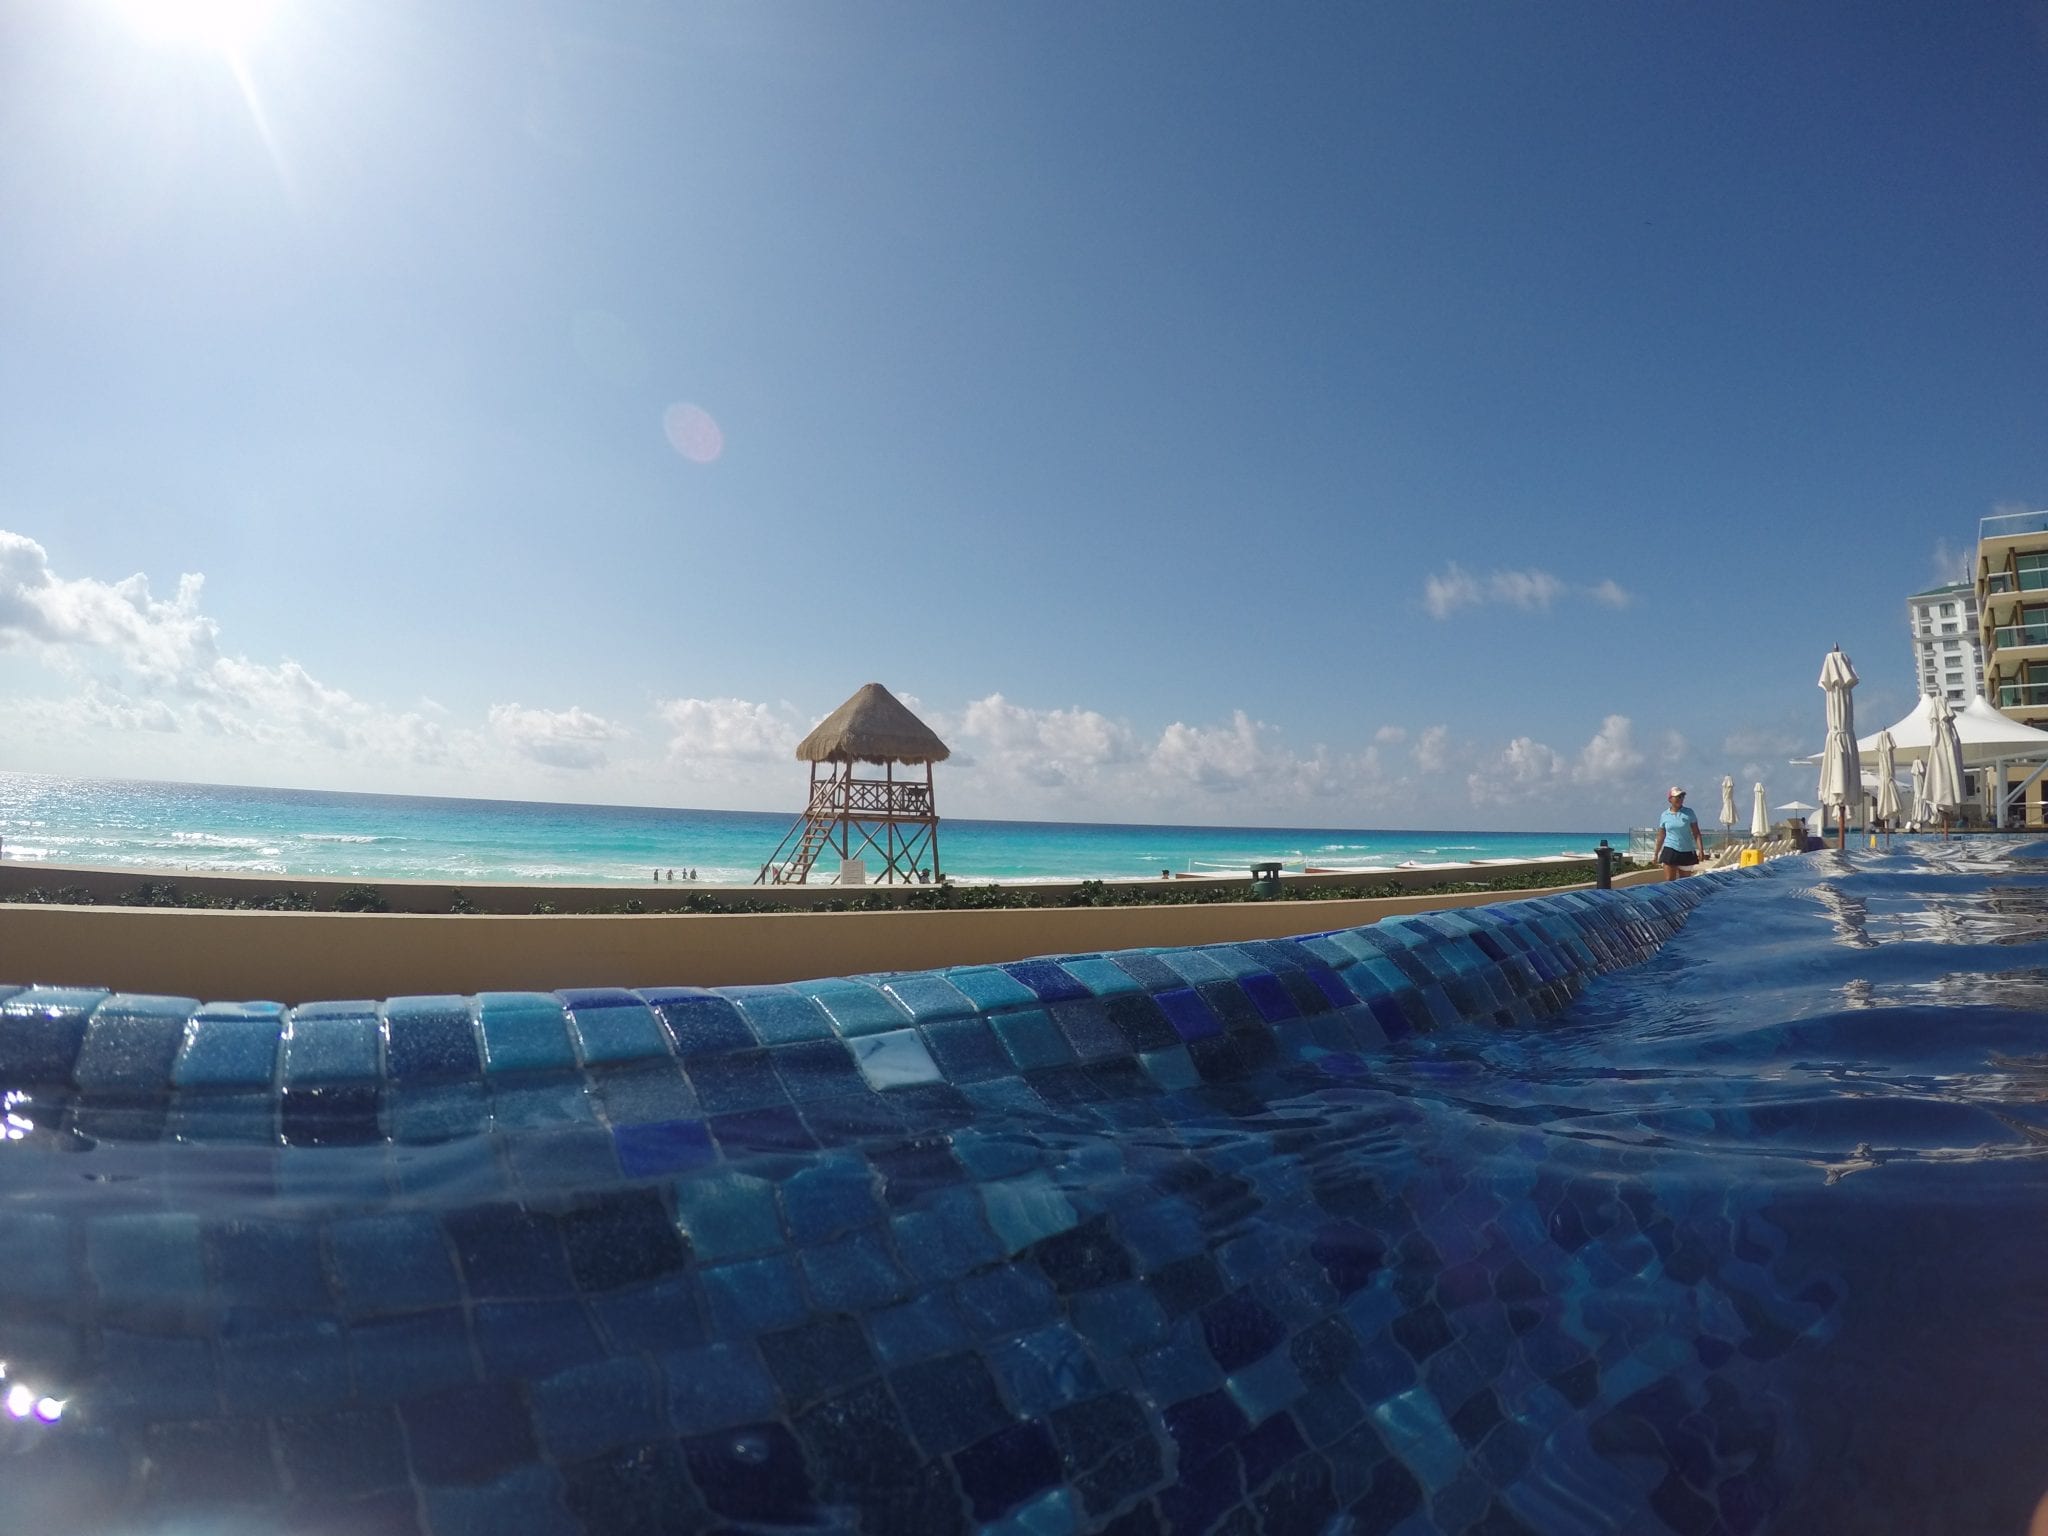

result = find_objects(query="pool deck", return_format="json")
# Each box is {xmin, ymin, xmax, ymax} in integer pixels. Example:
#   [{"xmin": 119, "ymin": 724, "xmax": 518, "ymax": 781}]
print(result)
[{"xmin": 0, "ymin": 857, "xmax": 1684, "ymax": 1003}]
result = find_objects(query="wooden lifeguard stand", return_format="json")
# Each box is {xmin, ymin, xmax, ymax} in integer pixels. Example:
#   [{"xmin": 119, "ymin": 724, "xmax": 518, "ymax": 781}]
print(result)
[{"xmin": 756, "ymin": 683, "xmax": 950, "ymax": 886}]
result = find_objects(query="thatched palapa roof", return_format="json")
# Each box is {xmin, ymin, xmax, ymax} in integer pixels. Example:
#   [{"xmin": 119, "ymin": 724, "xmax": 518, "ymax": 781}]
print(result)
[{"xmin": 796, "ymin": 683, "xmax": 951, "ymax": 765}]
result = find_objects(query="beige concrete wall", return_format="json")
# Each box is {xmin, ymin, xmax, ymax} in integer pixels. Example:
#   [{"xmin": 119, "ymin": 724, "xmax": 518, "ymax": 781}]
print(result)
[
  {"xmin": 0, "ymin": 855, "xmax": 1616, "ymax": 915},
  {"xmin": 0, "ymin": 869, "xmax": 1665, "ymax": 1003}
]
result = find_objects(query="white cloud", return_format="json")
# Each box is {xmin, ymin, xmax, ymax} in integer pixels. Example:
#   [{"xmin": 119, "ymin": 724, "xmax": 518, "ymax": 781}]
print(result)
[
  {"xmin": 1575, "ymin": 714, "xmax": 1644, "ymax": 782},
  {"xmin": 0, "ymin": 531, "xmax": 221, "ymax": 690},
  {"xmin": 1465, "ymin": 714, "xmax": 1655, "ymax": 806},
  {"xmin": 1422, "ymin": 561, "xmax": 1630, "ymax": 618},
  {"xmin": 0, "ymin": 532, "xmax": 467, "ymax": 774},
  {"xmin": 1413, "ymin": 724, "xmax": 1450, "ymax": 771},
  {"xmin": 953, "ymin": 694, "xmax": 1138, "ymax": 788},
  {"xmin": 1423, "ymin": 564, "xmax": 1484, "ymax": 619},
  {"xmin": 1466, "ymin": 735, "xmax": 1566, "ymax": 805},
  {"xmin": 1373, "ymin": 724, "xmax": 1407, "ymax": 744},
  {"xmin": 1930, "ymin": 537, "xmax": 1971, "ymax": 587},
  {"xmin": 655, "ymin": 696, "xmax": 802, "ymax": 766},
  {"xmin": 489, "ymin": 702, "xmax": 622, "ymax": 770},
  {"xmin": 1658, "ymin": 729, "xmax": 1687, "ymax": 763},
  {"xmin": 1490, "ymin": 568, "xmax": 1565, "ymax": 611}
]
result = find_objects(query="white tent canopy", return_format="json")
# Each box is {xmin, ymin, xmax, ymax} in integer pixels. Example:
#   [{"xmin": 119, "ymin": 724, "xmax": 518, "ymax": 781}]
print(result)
[{"xmin": 1848, "ymin": 693, "xmax": 2048, "ymax": 769}]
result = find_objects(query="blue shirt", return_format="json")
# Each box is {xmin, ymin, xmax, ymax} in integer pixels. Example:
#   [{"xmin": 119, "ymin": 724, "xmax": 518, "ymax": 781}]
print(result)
[{"xmin": 1658, "ymin": 807, "xmax": 1700, "ymax": 853}]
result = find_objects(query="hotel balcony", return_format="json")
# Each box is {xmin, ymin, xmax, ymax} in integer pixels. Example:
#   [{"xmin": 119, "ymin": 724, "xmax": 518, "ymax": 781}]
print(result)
[
  {"xmin": 1998, "ymin": 681, "xmax": 2048, "ymax": 707},
  {"xmin": 1990, "ymin": 622, "xmax": 2048, "ymax": 664},
  {"xmin": 1981, "ymin": 509, "xmax": 2048, "ymax": 546}
]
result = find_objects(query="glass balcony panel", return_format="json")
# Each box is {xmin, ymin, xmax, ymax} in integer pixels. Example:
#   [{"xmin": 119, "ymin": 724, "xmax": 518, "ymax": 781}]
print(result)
[
  {"xmin": 1981, "ymin": 509, "xmax": 2048, "ymax": 541},
  {"xmin": 1994, "ymin": 623, "xmax": 2048, "ymax": 650}
]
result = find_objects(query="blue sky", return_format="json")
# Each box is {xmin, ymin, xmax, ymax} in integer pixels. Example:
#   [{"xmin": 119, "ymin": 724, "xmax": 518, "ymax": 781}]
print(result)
[{"xmin": 1, "ymin": 0, "xmax": 2043, "ymax": 830}]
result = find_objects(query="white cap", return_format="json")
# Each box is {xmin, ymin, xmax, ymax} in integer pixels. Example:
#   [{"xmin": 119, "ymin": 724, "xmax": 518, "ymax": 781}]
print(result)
[{"xmin": 1668, "ymin": 785, "xmax": 1685, "ymax": 797}]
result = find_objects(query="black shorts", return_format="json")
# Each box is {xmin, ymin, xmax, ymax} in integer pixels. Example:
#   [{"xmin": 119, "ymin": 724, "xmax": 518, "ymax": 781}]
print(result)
[{"xmin": 1659, "ymin": 848, "xmax": 1699, "ymax": 867}]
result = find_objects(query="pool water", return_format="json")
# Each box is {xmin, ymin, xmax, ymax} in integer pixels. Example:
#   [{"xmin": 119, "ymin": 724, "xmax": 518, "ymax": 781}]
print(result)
[{"xmin": 3, "ymin": 841, "xmax": 2045, "ymax": 1534}]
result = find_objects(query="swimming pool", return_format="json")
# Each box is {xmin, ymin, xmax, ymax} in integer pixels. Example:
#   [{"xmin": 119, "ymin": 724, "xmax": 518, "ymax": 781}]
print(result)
[{"xmin": 2, "ymin": 843, "xmax": 2040, "ymax": 1533}]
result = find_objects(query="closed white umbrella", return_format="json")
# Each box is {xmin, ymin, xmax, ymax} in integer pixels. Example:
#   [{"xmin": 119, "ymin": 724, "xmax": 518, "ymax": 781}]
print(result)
[
  {"xmin": 1911, "ymin": 758, "xmax": 1929, "ymax": 827},
  {"xmin": 1719, "ymin": 775, "xmax": 1737, "ymax": 831},
  {"xmin": 1873, "ymin": 730, "xmax": 1902, "ymax": 845},
  {"xmin": 1926, "ymin": 692, "xmax": 1967, "ymax": 839},
  {"xmin": 1750, "ymin": 781, "xmax": 1769, "ymax": 839},
  {"xmin": 1817, "ymin": 648, "xmax": 1862, "ymax": 850}
]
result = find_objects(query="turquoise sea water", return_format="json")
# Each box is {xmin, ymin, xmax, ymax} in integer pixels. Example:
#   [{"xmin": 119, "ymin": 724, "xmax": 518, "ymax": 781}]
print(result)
[{"xmin": 0, "ymin": 773, "xmax": 1613, "ymax": 885}]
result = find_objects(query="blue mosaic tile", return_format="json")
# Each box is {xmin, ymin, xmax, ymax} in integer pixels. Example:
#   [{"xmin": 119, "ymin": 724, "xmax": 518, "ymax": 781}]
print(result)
[
  {"xmin": 989, "ymin": 1007, "xmax": 1075, "ymax": 1070},
  {"xmin": 507, "ymin": 1123, "xmax": 621, "ymax": 1192},
  {"xmin": 681, "ymin": 1048, "xmax": 786, "ymax": 1113},
  {"xmin": 172, "ymin": 1002, "xmax": 284, "ymax": 1087},
  {"xmin": 0, "ymin": 1211, "xmax": 74, "ymax": 1300},
  {"xmin": 987, "ymin": 1322, "xmax": 1106, "ymax": 1415},
  {"xmin": 1155, "ymin": 986, "xmax": 1223, "ymax": 1042},
  {"xmin": 383, "ymin": 995, "xmax": 481, "ymax": 1080},
  {"xmin": 800, "ymin": 1227, "xmax": 909, "ymax": 1311},
  {"xmin": 1157, "ymin": 949, "xmax": 1235, "ymax": 985},
  {"xmin": 330, "ymin": 1211, "xmax": 462, "ymax": 1314},
  {"xmin": 868, "ymin": 1289, "xmax": 973, "ymax": 1368},
  {"xmin": 446, "ymin": 1204, "xmax": 577, "ymax": 1300},
  {"xmin": 675, "ymin": 1170, "xmax": 784, "ymax": 1260},
  {"xmin": 475, "ymin": 992, "xmax": 579, "ymax": 1073},
  {"xmin": 475, "ymin": 1297, "xmax": 602, "ymax": 1378},
  {"xmin": 561, "ymin": 987, "xmax": 671, "ymax": 1064},
  {"xmin": 702, "ymin": 1252, "xmax": 807, "ymax": 1336},
  {"xmin": 780, "ymin": 1152, "xmax": 884, "ymax": 1244},
  {"xmin": 0, "ymin": 986, "xmax": 108, "ymax": 1084},
  {"xmin": 88, "ymin": 1212, "xmax": 206, "ymax": 1304},
  {"xmin": 1060, "ymin": 955, "xmax": 1147, "ymax": 997},
  {"xmin": 635, "ymin": 987, "xmax": 750, "ymax": 1054},
  {"xmin": 663, "ymin": 1340, "xmax": 779, "ymax": 1432},
  {"xmin": 588, "ymin": 1064, "xmax": 693, "ymax": 1125},
  {"xmin": 944, "ymin": 965, "xmax": 1041, "ymax": 1010},
  {"xmin": 532, "ymin": 1356, "xmax": 663, "ymax": 1462},
  {"xmin": 793, "ymin": 978, "xmax": 907, "ymax": 1037},
  {"xmin": 770, "ymin": 1037, "xmax": 866, "ymax": 1100},
  {"xmin": 281, "ymin": 1000, "xmax": 382, "ymax": 1085},
  {"xmin": 1001, "ymin": 959, "xmax": 1092, "ymax": 1003},
  {"xmin": 730, "ymin": 985, "xmax": 833, "ymax": 1044},
  {"xmin": 219, "ymin": 1308, "xmax": 350, "ymax": 1416},
  {"xmin": 422, "ymin": 1464, "xmax": 575, "ymax": 1536},
  {"xmin": 878, "ymin": 972, "xmax": 978, "ymax": 1023},
  {"xmin": 982, "ymin": 1172, "xmax": 1081, "ymax": 1254},
  {"xmin": 72, "ymin": 994, "xmax": 198, "ymax": 1091},
  {"xmin": 350, "ymin": 1307, "xmax": 476, "ymax": 1399},
  {"xmin": 208, "ymin": 1218, "xmax": 330, "ymax": 1310}
]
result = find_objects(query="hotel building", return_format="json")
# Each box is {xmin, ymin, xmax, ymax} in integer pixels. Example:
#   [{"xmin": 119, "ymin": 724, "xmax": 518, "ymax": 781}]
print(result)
[
  {"xmin": 1908, "ymin": 579, "xmax": 1981, "ymax": 706},
  {"xmin": 1975, "ymin": 508, "xmax": 2048, "ymax": 730}
]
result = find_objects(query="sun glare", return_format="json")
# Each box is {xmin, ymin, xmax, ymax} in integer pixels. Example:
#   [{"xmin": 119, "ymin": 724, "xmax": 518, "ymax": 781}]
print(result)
[{"xmin": 107, "ymin": 0, "xmax": 279, "ymax": 53}]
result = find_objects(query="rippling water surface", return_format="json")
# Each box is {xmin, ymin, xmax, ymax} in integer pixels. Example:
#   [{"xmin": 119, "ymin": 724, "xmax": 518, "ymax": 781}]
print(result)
[
  {"xmin": 0, "ymin": 771, "xmax": 1608, "ymax": 884},
  {"xmin": 5, "ymin": 840, "xmax": 2048, "ymax": 1534}
]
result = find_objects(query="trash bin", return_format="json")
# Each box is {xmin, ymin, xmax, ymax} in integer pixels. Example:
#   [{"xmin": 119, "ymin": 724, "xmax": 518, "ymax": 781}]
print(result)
[{"xmin": 1249, "ymin": 862, "xmax": 1282, "ymax": 899}]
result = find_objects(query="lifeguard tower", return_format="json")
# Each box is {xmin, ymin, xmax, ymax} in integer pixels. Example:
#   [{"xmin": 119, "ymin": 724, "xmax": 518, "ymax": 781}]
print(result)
[{"xmin": 756, "ymin": 683, "xmax": 949, "ymax": 886}]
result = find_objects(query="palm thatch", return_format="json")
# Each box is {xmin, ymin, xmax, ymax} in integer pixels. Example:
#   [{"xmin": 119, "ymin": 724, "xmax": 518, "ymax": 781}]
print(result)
[{"xmin": 796, "ymin": 683, "xmax": 951, "ymax": 765}]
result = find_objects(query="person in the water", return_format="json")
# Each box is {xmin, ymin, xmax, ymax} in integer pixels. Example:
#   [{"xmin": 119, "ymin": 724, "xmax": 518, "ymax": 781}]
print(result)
[{"xmin": 1655, "ymin": 785, "xmax": 1702, "ymax": 880}]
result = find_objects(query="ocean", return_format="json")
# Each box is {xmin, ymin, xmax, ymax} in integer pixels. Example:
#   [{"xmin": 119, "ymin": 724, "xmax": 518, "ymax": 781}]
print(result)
[{"xmin": 0, "ymin": 772, "xmax": 1614, "ymax": 885}]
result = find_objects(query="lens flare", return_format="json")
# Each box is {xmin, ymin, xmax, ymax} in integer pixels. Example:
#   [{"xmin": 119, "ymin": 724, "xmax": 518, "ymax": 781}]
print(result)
[
  {"xmin": 106, "ymin": 0, "xmax": 280, "ymax": 52},
  {"xmin": 662, "ymin": 402, "xmax": 725, "ymax": 464}
]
